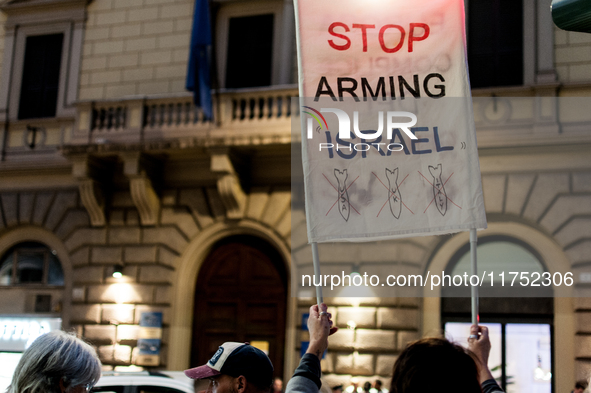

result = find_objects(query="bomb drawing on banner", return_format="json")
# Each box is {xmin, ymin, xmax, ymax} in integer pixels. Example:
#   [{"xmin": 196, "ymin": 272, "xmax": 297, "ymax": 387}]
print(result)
[
  {"xmin": 428, "ymin": 164, "xmax": 448, "ymax": 216},
  {"xmin": 385, "ymin": 168, "xmax": 402, "ymax": 219},
  {"xmin": 334, "ymin": 169, "xmax": 350, "ymax": 222}
]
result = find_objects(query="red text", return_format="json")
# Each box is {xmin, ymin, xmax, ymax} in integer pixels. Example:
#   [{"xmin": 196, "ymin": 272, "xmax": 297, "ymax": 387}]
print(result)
[{"xmin": 328, "ymin": 22, "xmax": 430, "ymax": 53}]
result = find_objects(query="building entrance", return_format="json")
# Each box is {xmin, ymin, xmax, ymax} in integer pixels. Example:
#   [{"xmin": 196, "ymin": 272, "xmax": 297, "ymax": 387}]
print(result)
[{"xmin": 191, "ymin": 236, "xmax": 287, "ymax": 378}]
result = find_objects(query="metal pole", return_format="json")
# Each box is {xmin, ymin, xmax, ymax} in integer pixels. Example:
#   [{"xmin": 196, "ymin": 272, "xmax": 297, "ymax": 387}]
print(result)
[
  {"xmin": 311, "ymin": 242, "xmax": 324, "ymax": 305},
  {"xmin": 294, "ymin": 0, "xmax": 322, "ymax": 306},
  {"xmin": 470, "ymin": 228, "xmax": 479, "ymax": 325}
]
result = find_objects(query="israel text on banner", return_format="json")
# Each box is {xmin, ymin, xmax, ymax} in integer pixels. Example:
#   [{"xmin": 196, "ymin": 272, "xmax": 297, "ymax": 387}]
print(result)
[{"xmin": 295, "ymin": 0, "xmax": 487, "ymax": 243}]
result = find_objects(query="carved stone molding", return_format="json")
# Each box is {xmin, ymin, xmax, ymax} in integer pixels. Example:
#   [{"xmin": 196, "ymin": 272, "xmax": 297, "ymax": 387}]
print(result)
[
  {"xmin": 71, "ymin": 154, "xmax": 106, "ymax": 227},
  {"xmin": 78, "ymin": 178, "xmax": 105, "ymax": 227},
  {"xmin": 128, "ymin": 177, "xmax": 160, "ymax": 226},
  {"xmin": 121, "ymin": 152, "xmax": 161, "ymax": 226},
  {"xmin": 210, "ymin": 152, "xmax": 246, "ymax": 220}
]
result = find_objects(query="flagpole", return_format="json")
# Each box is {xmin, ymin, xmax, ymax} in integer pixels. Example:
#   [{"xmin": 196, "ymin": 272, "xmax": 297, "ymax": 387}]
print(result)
[
  {"xmin": 293, "ymin": 0, "xmax": 323, "ymax": 307},
  {"xmin": 311, "ymin": 242, "xmax": 324, "ymax": 305},
  {"xmin": 470, "ymin": 228, "xmax": 478, "ymax": 326}
]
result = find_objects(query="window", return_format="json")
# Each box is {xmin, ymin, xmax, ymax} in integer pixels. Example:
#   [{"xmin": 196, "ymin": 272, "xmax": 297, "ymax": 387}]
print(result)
[
  {"xmin": 215, "ymin": 1, "xmax": 294, "ymax": 89},
  {"xmin": 92, "ymin": 387, "xmax": 125, "ymax": 393},
  {"xmin": 225, "ymin": 14, "xmax": 274, "ymax": 89},
  {"xmin": 465, "ymin": 0, "xmax": 557, "ymax": 88},
  {"xmin": 467, "ymin": 0, "xmax": 523, "ymax": 88},
  {"xmin": 442, "ymin": 238, "xmax": 552, "ymax": 297},
  {"xmin": 442, "ymin": 237, "xmax": 554, "ymax": 393},
  {"xmin": 91, "ymin": 386, "xmax": 188, "ymax": 393},
  {"xmin": 18, "ymin": 34, "xmax": 64, "ymax": 119},
  {"xmin": 138, "ymin": 387, "xmax": 188, "ymax": 393},
  {"xmin": 0, "ymin": 0, "xmax": 86, "ymax": 121},
  {"xmin": 0, "ymin": 242, "xmax": 64, "ymax": 286},
  {"xmin": 445, "ymin": 322, "xmax": 552, "ymax": 393}
]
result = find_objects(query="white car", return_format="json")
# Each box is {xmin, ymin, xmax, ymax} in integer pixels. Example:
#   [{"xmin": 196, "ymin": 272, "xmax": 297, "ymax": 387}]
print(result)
[{"xmin": 93, "ymin": 371, "xmax": 195, "ymax": 393}]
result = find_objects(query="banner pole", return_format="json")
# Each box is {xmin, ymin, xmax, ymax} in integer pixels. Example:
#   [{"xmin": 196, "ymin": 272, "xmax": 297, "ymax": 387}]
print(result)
[
  {"xmin": 294, "ymin": 0, "xmax": 323, "ymax": 306},
  {"xmin": 311, "ymin": 242, "xmax": 324, "ymax": 305},
  {"xmin": 469, "ymin": 228, "xmax": 479, "ymax": 326}
]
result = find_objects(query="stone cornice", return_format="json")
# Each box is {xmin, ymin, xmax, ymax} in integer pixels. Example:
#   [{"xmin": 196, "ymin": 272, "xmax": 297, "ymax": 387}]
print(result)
[
  {"xmin": 0, "ymin": 0, "xmax": 89, "ymax": 25},
  {"xmin": 60, "ymin": 134, "xmax": 292, "ymax": 156},
  {"xmin": 0, "ymin": 0, "xmax": 88, "ymax": 12}
]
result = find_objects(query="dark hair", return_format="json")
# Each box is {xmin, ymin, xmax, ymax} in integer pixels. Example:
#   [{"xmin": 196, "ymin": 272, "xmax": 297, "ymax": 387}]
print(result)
[
  {"xmin": 249, "ymin": 378, "xmax": 273, "ymax": 393},
  {"xmin": 390, "ymin": 338, "xmax": 481, "ymax": 393},
  {"xmin": 576, "ymin": 381, "xmax": 589, "ymax": 390}
]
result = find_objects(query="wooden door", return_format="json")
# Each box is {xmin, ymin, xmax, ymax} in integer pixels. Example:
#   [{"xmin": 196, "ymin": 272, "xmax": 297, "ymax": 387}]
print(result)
[{"xmin": 191, "ymin": 236, "xmax": 287, "ymax": 378}]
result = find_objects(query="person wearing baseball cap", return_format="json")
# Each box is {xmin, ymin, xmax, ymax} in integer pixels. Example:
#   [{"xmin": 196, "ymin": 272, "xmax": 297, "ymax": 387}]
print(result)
[
  {"xmin": 185, "ymin": 303, "xmax": 337, "ymax": 393},
  {"xmin": 184, "ymin": 342, "xmax": 274, "ymax": 393}
]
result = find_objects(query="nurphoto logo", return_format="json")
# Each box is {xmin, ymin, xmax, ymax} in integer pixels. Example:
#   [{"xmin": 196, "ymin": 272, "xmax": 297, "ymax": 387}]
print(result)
[{"xmin": 303, "ymin": 106, "xmax": 420, "ymax": 155}]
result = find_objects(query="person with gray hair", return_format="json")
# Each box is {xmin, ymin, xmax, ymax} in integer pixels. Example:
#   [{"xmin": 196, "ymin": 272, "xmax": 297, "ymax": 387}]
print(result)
[{"xmin": 7, "ymin": 330, "xmax": 101, "ymax": 393}]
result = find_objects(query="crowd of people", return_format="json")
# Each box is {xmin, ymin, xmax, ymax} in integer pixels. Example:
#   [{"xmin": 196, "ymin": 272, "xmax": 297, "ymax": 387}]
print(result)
[
  {"xmin": 338, "ymin": 378, "xmax": 386, "ymax": 393},
  {"xmin": 6, "ymin": 303, "xmax": 576, "ymax": 393}
]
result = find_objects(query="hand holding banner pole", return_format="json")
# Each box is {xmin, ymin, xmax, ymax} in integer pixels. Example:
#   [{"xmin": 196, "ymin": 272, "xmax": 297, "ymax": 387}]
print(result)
[
  {"xmin": 312, "ymin": 242, "xmax": 324, "ymax": 305},
  {"xmin": 294, "ymin": 0, "xmax": 323, "ymax": 308},
  {"xmin": 470, "ymin": 228, "xmax": 479, "ymax": 326}
]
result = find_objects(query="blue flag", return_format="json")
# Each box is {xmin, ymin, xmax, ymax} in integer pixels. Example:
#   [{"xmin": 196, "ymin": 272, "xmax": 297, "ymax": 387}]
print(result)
[{"xmin": 186, "ymin": 0, "xmax": 213, "ymax": 120}]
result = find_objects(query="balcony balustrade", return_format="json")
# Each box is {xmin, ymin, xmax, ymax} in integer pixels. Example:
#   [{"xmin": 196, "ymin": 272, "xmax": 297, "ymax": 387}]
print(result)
[
  {"xmin": 70, "ymin": 86, "xmax": 297, "ymax": 147},
  {"xmin": 3, "ymin": 85, "xmax": 591, "ymax": 163}
]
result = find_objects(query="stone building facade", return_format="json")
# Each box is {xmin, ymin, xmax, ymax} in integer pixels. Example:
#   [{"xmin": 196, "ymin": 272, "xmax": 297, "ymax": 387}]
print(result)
[{"xmin": 0, "ymin": 1, "xmax": 589, "ymax": 393}]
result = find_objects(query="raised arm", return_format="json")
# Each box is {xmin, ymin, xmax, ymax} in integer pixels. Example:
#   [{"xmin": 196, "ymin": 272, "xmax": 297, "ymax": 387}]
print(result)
[
  {"xmin": 307, "ymin": 303, "xmax": 339, "ymax": 359},
  {"xmin": 467, "ymin": 325, "xmax": 503, "ymax": 393},
  {"xmin": 285, "ymin": 303, "xmax": 338, "ymax": 393}
]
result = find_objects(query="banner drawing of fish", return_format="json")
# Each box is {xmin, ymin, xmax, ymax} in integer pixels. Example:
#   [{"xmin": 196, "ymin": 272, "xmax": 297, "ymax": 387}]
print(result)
[
  {"xmin": 428, "ymin": 164, "xmax": 448, "ymax": 216},
  {"xmin": 334, "ymin": 169, "xmax": 350, "ymax": 222},
  {"xmin": 385, "ymin": 168, "xmax": 402, "ymax": 219}
]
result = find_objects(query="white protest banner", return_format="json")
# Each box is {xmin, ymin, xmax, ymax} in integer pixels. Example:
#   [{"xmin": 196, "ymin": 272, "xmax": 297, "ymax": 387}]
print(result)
[{"xmin": 295, "ymin": 0, "xmax": 487, "ymax": 243}]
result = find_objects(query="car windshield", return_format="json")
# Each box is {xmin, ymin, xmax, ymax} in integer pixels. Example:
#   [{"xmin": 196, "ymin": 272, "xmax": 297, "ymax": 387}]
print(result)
[{"xmin": 93, "ymin": 387, "xmax": 125, "ymax": 393}]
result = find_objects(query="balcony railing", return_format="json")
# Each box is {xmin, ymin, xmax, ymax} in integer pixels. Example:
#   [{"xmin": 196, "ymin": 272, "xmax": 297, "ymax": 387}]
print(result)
[
  {"xmin": 229, "ymin": 90, "xmax": 292, "ymax": 121},
  {"xmin": 71, "ymin": 86, "xmax": 297, "ymax": 146},
  {"xmin": 6, "ymin": 85, "xmax": 591, "ymax": 160}
]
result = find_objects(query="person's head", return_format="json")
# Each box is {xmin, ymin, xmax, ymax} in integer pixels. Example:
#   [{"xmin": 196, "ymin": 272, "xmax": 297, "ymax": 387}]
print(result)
[
  {"xmin": 272, "ymin": 378, "xmax": 282, "ymax": 393},
  {"xmin": 390, "ymin": 337, "xmax": 481, "ymax": 393},
  {"xmin": 8, "ymin": 330, "xmax": 101, "ymax": 393},
  {"xmin": 373, "ymin": 380, "xmax": 382, "ymax": 390},
  {"xmin": 184, "ymin": 342, "xmax": 274, "ymax": 393},
  {"xmin": 363, "ymin": 382, "xmax": 371, "ymax": 392},
  {"xmin": 575, "ymin": 380, "xmax": 588, "ymax": 393}
]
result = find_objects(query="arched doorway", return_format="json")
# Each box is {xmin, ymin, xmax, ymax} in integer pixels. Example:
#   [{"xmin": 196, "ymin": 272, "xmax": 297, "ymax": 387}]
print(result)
[
  {"xmin": 191, "ymin": 235, "xmax": 287, "ymax": 378},
  {"xmin": 421, "ymin": 222, "xmax": 574, "ymax": 393},
  {"xmin": 442, "ymin": 236, "xmax": 554, "ymax": 393}
]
